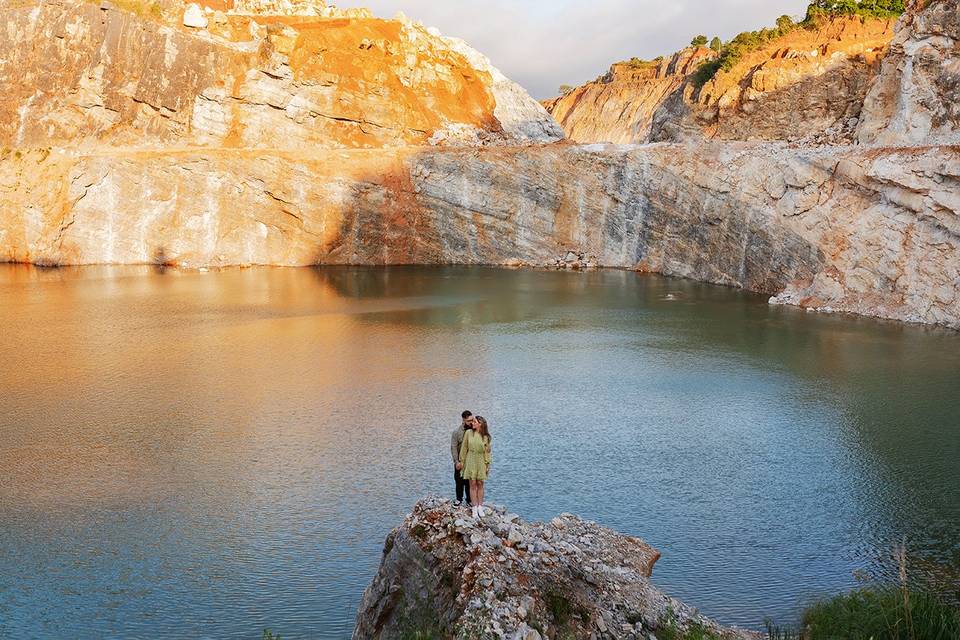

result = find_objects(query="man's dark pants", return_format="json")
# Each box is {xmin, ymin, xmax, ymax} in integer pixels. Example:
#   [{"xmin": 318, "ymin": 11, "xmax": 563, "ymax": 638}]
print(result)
[{"xmin": 455, "ymin": 467, "xmax": 471, "ymax": 504}]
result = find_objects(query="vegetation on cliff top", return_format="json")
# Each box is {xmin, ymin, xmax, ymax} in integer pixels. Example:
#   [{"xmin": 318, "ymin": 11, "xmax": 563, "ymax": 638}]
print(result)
[
  {"xmin": 691, "ymin": 0, "xmax": 904, "ymax": 87},
  {"xmin": 558, "ymin": 0, "xmax": 905, "ymax": 95}
]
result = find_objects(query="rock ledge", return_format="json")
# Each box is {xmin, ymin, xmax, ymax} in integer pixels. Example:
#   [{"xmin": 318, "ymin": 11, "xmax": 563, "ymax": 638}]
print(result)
[{"xmin": 353, "ymin": 497, "xmax": 759, "ymax": 640}]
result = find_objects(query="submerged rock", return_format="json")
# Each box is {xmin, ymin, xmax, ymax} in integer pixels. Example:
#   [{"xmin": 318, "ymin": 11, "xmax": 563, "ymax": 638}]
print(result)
[{"xmin": 353, "ymin": 497, "xmax": 759, "ymax": 640}]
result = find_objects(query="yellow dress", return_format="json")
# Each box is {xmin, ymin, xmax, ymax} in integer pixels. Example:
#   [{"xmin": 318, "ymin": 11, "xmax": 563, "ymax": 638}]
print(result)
[{"xmin": 459, "ymin": 430, "xmax": 491, "ymax": 481}]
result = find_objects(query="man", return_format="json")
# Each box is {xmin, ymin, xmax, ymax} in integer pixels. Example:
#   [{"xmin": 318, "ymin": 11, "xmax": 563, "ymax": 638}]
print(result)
[{"xmin": 452, "ymin": 410, "xmax": 473, "ymax": 506}]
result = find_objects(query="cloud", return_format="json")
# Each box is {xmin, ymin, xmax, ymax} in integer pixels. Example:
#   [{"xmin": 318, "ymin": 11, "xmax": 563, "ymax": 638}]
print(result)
[{"xmin": 336, "ymin": 0, "xmax": 810, "ymax": 98}]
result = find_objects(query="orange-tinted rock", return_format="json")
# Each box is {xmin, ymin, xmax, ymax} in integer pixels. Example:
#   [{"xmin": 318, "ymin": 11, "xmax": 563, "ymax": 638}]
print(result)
[
  {"xmin": 545, "ymin": 48, "xmax": 716, "ymax": 144},
  {"xmin": 545, "ymin": 17, "xmax": 896, "ymax": 144},
  {"xmin": 688, "ymin": 16, "xmax": 897, "ymax": 142},
  {"xmin": 0, "ymin": 1, "xmax": 559, "ymax": 150}
]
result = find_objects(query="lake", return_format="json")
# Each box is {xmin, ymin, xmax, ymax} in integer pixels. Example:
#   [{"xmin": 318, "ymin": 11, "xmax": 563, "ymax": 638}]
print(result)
[{"xmin": 0, "ymin": 264, "xmax": 957, "ymax": 638}]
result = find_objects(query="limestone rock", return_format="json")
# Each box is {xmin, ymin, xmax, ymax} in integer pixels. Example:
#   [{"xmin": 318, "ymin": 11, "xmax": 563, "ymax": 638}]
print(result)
[
  {"xmin": 182, "ymin": 3, "xmax": 208, "ymax": 28},
  {"xmin": 352, "ymin": 497, "xmax": 758, "ymax": 640},
  {"xmin": 857, "ymin": 0, "xmax": 960, "ymax": 145},
  {"xmin": 227, "ymin": 0, "xmax": 328, "ymax": 15},
  {"xmin": 544, "ymin": 47, "xmax": 716, "ymax": 144},
  {"xmin": 545, "ymin": 17, "xmax": 896, "ymax": 144},
  {"xmin": 683, "ymin": 16, "xmax": 896, "ymax": 143},
  {"xmin": 0, "ymin": 0, "xmax": 559, "ymax": 150},
  {"xmin": 440, "ymin": 36, "xmax": 564, "ymax": 144},
  {"xmin": 1, "ymin": 143, "xmax": 957, "ymax": 328}
]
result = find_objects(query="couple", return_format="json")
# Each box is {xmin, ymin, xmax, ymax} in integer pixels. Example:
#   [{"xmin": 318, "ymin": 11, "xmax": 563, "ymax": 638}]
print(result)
[{"xmin": 451, "ymin": 410, "xmax": 492, "ymax": 519}]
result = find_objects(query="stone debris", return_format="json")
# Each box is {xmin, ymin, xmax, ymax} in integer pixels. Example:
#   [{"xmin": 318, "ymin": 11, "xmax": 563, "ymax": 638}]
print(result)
[
  {"xmin": 353, "ymin": 497, "xmax": 760, "ymax": 639},
  {"xmin": 544, "ymin": 250, "xmax": 599, "ymax": 270}
]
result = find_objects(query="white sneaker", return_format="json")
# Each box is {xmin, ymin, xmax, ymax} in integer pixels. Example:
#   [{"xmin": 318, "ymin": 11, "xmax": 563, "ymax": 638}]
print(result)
[{"xmin": 471, "ymin": 506, "xmax": 479, "ymax": 519}]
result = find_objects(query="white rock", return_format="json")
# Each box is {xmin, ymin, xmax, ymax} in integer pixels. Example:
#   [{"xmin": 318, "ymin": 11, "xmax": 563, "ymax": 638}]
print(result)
[{"xmin": 182, "ymin": 3, "xmax": 209, "ymax": 28}]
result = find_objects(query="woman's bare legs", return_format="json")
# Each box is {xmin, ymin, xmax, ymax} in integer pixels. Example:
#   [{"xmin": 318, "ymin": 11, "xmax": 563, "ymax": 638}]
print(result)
[
  {"xmin": 468, "ymin": 480, "xmax": 479, "ymax": 517},
  {"xmin": 476, "ymin": 480, "xmax": 485, "ymax": 515}
]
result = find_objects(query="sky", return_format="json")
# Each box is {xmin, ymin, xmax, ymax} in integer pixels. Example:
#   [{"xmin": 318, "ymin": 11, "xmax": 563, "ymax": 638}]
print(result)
[{"xmin": 336, "ymin": 0, "xmax": 811, "ymax": 99}]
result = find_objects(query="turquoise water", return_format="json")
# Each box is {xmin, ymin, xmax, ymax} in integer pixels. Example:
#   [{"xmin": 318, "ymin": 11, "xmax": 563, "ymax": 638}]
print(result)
[{"xmin": 0, "ymin": 265, "xmax": 957, "ymax": 638}]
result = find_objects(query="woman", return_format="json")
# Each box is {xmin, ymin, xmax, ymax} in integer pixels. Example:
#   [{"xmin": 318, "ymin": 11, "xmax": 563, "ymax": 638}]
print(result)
[{"xmin": 459, "ymin": 415, "xmax": 492, "ymax": 518}]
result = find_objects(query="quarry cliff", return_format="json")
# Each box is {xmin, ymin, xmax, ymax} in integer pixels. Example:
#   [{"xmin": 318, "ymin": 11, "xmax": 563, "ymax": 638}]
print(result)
[
  {"xmin": 545, "ymin": 15, "xmax": 897, "ymax": 145},
  {"xmin": 0, "ymin": 0, "xmax": 958, "ymax": 329}
]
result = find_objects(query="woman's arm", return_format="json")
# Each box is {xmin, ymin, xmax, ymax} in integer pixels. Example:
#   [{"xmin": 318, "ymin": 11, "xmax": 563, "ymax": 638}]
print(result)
[{"xmin": 484, "ymin": 438, "xmax": 491, "ymax": 466}]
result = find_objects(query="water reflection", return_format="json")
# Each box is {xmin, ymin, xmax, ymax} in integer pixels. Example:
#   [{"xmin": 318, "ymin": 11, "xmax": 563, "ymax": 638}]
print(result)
[{"xmin": 0, "ymin": 264, "xmax": 957, "ymax": 638}]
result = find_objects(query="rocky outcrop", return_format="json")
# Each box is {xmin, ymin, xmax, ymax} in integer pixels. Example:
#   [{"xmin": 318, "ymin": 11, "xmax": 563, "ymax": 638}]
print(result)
[
  {"xmin": 545, "ymin": 48, "xmax": 716, "ymax": 144},
  {"xmin": 857, "ymin": 0, "xmax": 960, "ymax": 145},
  {"xmin": 679, "ymin": 16, "xmax": 897, "ymax": 143},
  {"xmin": 545, "ymin": 17, "xmax": 896, "ymax": 144},
  {"xmin": 353, "ymin": 497, "xmax": 757, "ymax": 640},
  {"xmin": 0, "ymin": 0, "xmax": 560, "ymax": 150}
]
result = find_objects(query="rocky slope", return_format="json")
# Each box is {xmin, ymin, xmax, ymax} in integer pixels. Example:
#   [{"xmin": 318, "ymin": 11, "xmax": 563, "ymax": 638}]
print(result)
[
  {"xmin": 544, "ymin": 48, "xmax": 716, "ymax": 145},
  {"xmin": 0, "ymin": 0, "xmax": 561, "ymax": 150},
  {"xmin": 353, "ymin": 497, "xmax": 758, "ymax": 640},
  {"xmin": 546, "ymin": 16, "xmax": 897, "ymax": 144}
]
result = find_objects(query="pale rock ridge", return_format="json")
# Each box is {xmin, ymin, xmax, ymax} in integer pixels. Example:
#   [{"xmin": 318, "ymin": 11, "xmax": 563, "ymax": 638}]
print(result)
[
  {"xmin": 545, "ymin": 48, "xmax": 716, "ymax": 144},
  {"xmin": 437, "ymin": 34, "xmax": 564, "ymax": 144},
  {"xmin": 857, "ymin": 0, "xmax": 960, "ymax": 145},
  {"xmin": 352, "ymin": 497, "xmax": 758, "ymax": 640},
  {"xmin": 227, "ymin": 0, "xmax": 329, "ymax": 15}
]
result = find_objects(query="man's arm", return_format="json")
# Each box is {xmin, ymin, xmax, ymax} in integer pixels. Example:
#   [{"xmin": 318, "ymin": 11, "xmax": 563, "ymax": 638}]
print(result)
[{"xmin": 451, "ymin": 428, "xmax": 460, "ymax": 466}]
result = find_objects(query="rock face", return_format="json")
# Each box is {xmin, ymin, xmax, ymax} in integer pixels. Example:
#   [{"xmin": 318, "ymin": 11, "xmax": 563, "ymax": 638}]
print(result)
[
  {"xmin": 857, "ymin": 0, "xmax": 960, "ymax": 145},
  {"xmin": 4, "ymin": 142, "xmax": 955, "ymax": 327},
  {"xmin": 0, "ymin": 0, "xmax": 560, "ymax": 150},
  {"xmin": 677, "ymin": 16, "xmax": 897, "ymax": 144},
  {"xmin": 544, "ymin": 48, "xmax": 716, "ymax": 144},
  {"xmin": 545, "ymin": 17, "xmax": 896, "ymax": 144},
  {"xmin": 0, "ymin": 0, "xmax": 958, "ymax": 330},
  {"xmin": 353, "ymin": 497, "xmax": 757, "ymax": 640}
]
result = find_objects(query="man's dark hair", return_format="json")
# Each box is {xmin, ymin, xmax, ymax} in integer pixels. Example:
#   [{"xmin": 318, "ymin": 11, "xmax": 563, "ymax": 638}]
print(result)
[{"xmin": 462, "ymin": 410, "xmax": 473, "ymax": 419}]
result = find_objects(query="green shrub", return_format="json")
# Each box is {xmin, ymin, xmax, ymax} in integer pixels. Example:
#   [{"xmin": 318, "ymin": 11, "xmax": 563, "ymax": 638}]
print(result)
[
  {"xmin": 805, "ymin": 0, "xmax": 906, "ymax": 21},
  {"xmin": 410, "ymin": 524, "xmax": 428, "ymax": 540},
  {"xmin": 691, "ymin": 35, "xmax": 708, "ymax": 47}
]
